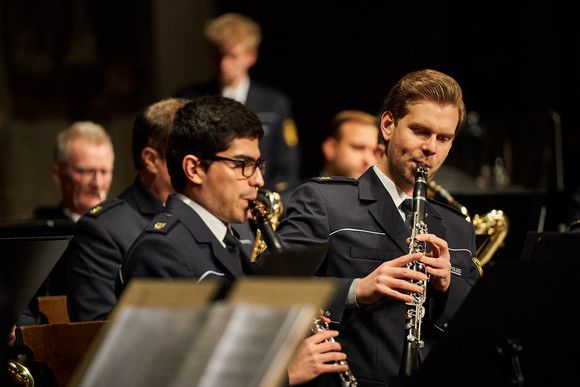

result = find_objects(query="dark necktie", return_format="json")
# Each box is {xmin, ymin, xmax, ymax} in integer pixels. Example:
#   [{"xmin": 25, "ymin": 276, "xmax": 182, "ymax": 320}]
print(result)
[
  {"xmin": 401, "ymin": 198, "xmax": 413, "ymax": 231},
  {"xmin": 225, "ymin": 228, "xmax": 258, "ymax": 275},
  {"xmin": 223, "ymin": 230, "xmax": 244, "ymax": 271}
]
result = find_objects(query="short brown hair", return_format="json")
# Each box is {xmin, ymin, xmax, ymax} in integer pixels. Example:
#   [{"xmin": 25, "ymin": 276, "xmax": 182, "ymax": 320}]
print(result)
[
  {"xmin": 380, "ymin": 69, "xmax": 466, "ymax": 133},
  {"xmin": 132, "ymin": 98, "xmax": 188, "ymax": 170},
  {"xmin": 327, "ymin": 110, "xmax": 379, "ymax": 140},
  {"xmin": 204, "ymin": 13, "xmax": 262, "ymax": 50}
]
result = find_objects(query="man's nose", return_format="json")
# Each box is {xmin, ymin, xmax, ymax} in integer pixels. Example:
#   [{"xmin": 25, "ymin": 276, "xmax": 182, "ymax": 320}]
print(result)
[
  {"xmin": 91, "ymin": 171, "xmax": 109, "ymax": 188},
  {"xmin": 421, "ymin": 136, "xmax": 437, "ymax": 155},
  {"xmin": 250, "ymin": 167, "xmax": 265, "ymax": 188}
]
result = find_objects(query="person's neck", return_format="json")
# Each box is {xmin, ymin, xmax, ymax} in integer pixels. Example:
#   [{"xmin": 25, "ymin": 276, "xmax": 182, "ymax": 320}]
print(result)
[
  {"xmin": 321, "ymin": 165, "xmax": 336, "ymax": 177},
  {"xmin": 62, "ymin": 206, "xmax": 82, "ymax": 222},
  {"xmin": 377, "ymin": 159, "xmax": 412, "ymax": 197},
  {"xmin": 138, "ymin": 171, "xmax": 172, "ymax": 205},
  {"xmin": 222, "ymin": 74, "xmax": 249, "ymax": 90}
]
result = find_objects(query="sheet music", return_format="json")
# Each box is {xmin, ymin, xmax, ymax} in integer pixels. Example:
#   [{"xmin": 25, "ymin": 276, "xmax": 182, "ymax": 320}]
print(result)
[{"xmin": 77, "ymin": 302, "xmax": 314, "ymax": 387}]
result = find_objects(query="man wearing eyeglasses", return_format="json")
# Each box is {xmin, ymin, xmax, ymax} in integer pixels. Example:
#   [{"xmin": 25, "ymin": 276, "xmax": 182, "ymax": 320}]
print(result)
[
  {"xmin": 120, "ymin": 95, "xmax": 265, "ymax": 283},
  {"xmin": 119, "ymin": 96, "xmax": 348, "ymax": 386},
  {"xmin": 16, "ymin": 121, "xmax": 114, "ymax": 325},
  {"xmin": 35, "ymin": 121, "xmax": 115, "ymax": 223}
]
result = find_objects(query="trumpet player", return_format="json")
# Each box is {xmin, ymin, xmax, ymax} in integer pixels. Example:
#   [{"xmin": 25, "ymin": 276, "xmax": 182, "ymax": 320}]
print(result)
[{"xmin": 276, "ymin": 69, "xmax": 482, "ymax": 386}]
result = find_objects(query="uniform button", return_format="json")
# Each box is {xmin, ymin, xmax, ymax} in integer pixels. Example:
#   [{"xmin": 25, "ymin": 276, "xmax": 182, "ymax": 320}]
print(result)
[
  {"xmin": 324, "ymin": 310, "xmax": 331, "ymax": 317},
  {"xmin": 443, "ymin": 323, "xmax": 449, "ymax": 329}
]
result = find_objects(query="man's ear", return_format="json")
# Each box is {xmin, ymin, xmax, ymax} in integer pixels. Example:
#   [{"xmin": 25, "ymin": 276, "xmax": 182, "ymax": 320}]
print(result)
[
  {"xmin": 246, "ymin": 48, "xmax": 258, "ymax": 68},
  {"xmin": 321, "ymin": 137, "xmax": 338, "ymax": 162},
  {"xmin": 141, "ymin": 147, "xmax": 160, "ymax": 174},
  {"xmin": 51, "ymin": 164, "xmax": 62, "ymax": 188},
  {"xmin": 380, "ymin": 111, "xmax": 395, "ymax": 141},
  {"xmin": 183, "ymin": 155, "xmax": 204, "ymax": 185}
]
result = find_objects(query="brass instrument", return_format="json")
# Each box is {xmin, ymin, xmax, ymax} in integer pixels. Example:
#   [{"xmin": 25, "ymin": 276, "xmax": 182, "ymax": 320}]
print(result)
[
  {"xmin": 472, "ymin": 210, "xmax": 509, "ymax": 266},
  {"xmin": 399, "ymin": 162, "xmax": 429, "ymax": 377},
  {"xmin": 427, "ymin": 181, "xmax": 471, "ymax": 221},
  {"xmin": 249, "ymin": 188, "xmax": 283, "ymax": 262},
  {"xmin": 7, "ymin": 360, "xmax": 34, "ymax": 387},
  {"xmin": 311, "ymin": 316, "xmax": 357, "ymax": 387},
  {"xmin": 427, "ymin": 180, "xmax": 509, "ymax": 266},
  {"xmin": 7, "ymin": 347, "xmax": 35, "ymax": 387}
]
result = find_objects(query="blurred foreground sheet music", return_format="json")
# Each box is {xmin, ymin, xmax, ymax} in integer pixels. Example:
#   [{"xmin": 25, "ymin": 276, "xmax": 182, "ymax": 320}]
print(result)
[{"xmin": 75, "ymin": 302, "xmax": 315, "ymax": 387}]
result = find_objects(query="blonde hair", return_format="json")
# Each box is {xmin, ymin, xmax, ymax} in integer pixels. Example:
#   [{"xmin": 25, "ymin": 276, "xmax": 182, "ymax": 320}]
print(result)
[
  {"xmin": 204, "ymin": 13, "xmax": 262, "ymax": 50},
  {"xmin": 54, "ymin": 121, "xmax": 113, "ymax": 165}
]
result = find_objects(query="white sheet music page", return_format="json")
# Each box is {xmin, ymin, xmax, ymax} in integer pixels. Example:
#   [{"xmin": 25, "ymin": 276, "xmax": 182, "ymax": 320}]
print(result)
[{"xmin": 76, "ymin": 302, "xmax": 314, "ymax": 387}]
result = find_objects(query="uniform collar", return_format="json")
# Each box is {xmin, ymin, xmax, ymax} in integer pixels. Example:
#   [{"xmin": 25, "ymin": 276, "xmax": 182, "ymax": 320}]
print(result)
[
  {"xmin": 221, "ymin": 77, "xmax": 250, "ymax": 104},
  {"xmin": 372, "ymin": 165, "xmax": 411, "ymax": 220},
  {"xmin": 175, "ymin": 193, "xmax": 228, "ymax": 247}
]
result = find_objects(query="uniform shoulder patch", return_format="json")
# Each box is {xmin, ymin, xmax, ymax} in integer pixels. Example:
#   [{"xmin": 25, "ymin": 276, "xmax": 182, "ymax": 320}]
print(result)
[
  {"xmin": 311, "ymin": 176, "xmax": 359, "ymax": 185},
  {"xmin": 283, "ymin": 118, "xmax": 299, "ymax": 147},
  {"xmin": 86, "ymin": 198, "xmax": 123, "ymax": 218},
  {"xmin": 146, "ymin": 213, "xmax": 179, "ymax": 234}
]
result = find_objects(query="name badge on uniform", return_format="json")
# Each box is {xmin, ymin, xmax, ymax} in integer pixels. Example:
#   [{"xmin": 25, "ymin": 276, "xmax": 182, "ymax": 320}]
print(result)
[{"xmin": 450, "ymin": 266, "xmax": 462, "ymax": 276}]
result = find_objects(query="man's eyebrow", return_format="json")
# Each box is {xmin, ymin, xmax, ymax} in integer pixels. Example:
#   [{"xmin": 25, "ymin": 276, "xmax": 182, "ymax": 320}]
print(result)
[
  {"xmin": 408, "ymin": 123, "xmax": 430, "ymax": 131},
  {"xmin": 409, "ymin": 123, "xmax": 454, "ymax": 138},
  {"xmin": 231, "ymin": 154, "xmax": 259, "ymax": 161}
]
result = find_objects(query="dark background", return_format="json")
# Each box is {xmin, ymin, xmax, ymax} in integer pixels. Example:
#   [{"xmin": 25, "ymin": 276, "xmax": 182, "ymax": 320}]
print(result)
[{"xmin": 2, "ymin": 0, "xmax": 579, "ymax": 259}]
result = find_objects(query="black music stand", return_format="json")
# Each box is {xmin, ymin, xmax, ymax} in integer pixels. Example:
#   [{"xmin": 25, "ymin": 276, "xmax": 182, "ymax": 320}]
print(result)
[
  {"xmin": 519, "ymin": 231, "xmax": 580, "ymax": 262},
  {"xmin": 410, "ymin": 257, "xmax": 579, "ymax": 387},
  {"xmin": 1, "ymin": 236, "xmax": 71, "ymax": 332}
]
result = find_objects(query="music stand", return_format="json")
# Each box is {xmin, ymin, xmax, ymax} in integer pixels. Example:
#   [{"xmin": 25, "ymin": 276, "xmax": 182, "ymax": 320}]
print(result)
[
  {"xmin": 519, "ymin": 231, "xmax": 580, "ymax": 262},
  {"xmin": 0, "ymin": 236, "xmax": 71, "ymax": 332},
  {"xmin": 412, "ymin": 258, "xmax": 579, "ymax": 386}
]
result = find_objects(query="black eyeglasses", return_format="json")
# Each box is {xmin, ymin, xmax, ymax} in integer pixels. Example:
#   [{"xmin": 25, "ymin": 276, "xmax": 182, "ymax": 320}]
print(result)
[{"xmin": 204, "ymin": 156, "xmax": 267, "ymax": 178}]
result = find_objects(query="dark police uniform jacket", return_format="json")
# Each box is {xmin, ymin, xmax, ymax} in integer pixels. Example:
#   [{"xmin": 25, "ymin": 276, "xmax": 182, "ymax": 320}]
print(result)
[
  {"xmin": 120, "ymin": 195, "xmax": 253, "ymax": 286},
  {"xmin": 174, "ymin": 79, "xmax": 300, "ymax": 191},
  {"xmin": 276, "ymin": 168, "xmax": 482, "ymax": 386},
  {"xmin": 65, "ymin": 177, "xmax": 164, "ymax": 322}
]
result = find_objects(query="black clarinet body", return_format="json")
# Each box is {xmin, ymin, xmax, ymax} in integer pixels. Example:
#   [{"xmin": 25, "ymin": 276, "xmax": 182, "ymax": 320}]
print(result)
[{"xmin": 399, "ymin": 162, "xmax": 429, "ymax": 378}]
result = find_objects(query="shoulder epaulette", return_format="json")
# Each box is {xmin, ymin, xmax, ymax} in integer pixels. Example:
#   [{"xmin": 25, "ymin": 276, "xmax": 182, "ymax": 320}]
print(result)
[
  {"xmin": 311, "ymin": 176, "xmax": 359, "ymax": 185},
  {"xmin": 146, "ymin": 213, "xmax": 179, "ymax": 234},
  {"xmin": 86, "ymin": 198, "xmax": 123, "ymax": 218}
]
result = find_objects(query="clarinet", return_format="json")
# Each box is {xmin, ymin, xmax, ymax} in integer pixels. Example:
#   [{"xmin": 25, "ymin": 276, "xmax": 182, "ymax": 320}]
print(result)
[
  {"xmin": 311, "ymin": 317, "xmax": 358, "ymax": 387},
  {"xmin": 399, "ymin": 162, "xmax": 429, "ymax": 377}
]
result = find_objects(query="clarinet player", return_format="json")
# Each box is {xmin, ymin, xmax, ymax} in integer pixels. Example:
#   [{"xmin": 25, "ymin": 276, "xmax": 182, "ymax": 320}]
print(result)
[{"xmin": 276, "ymin": 69, "xmax": 482, "ymax": 386}]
